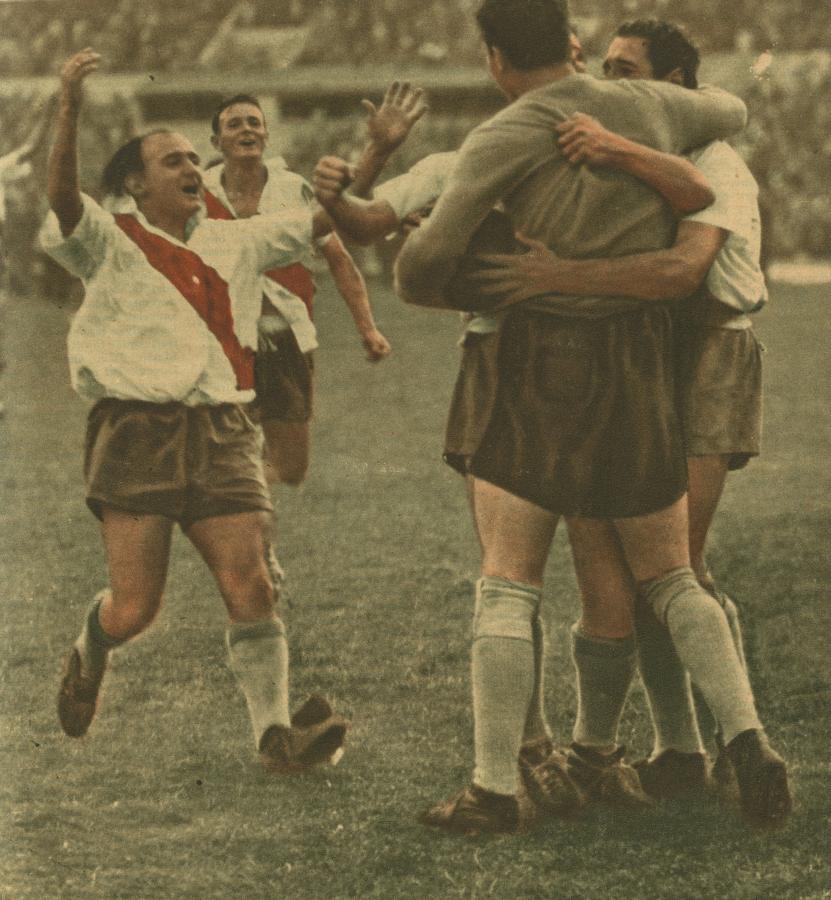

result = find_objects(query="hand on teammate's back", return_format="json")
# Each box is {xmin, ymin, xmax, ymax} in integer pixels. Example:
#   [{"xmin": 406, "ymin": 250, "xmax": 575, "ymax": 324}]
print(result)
[
  {"xmin": 474, "ymin": 234, "xmax": 567, "ymax": 309},
  {"xmin": 556, "ymin": 113, "xmax": 624, "ymax": 167}
]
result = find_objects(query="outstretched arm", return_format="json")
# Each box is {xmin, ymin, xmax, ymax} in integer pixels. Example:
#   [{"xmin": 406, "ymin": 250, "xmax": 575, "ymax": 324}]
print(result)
[
  {"xmin": 351, "ymin": 81, "xmax": 427, "ymax": 198},
  {"xmin": 314, "ymin": 156, "xmax": 400, "ymax": 245},
  {"xmin": 319, "ymin": 233, "xmax": 391, "ymax": 362},
  {"xmin": 556, "ymin": 114, "xmax": 714, "ymax": 216},
  {"xmin": 475, "ymin": 221, "xmax": 727, "ymax": 307},
  {"xmin": 47, "ymin": 49, "xmax": 100, "ymax": 236}
]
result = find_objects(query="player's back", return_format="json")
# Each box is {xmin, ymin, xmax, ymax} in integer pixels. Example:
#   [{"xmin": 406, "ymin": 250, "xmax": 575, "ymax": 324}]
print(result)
[{"xmin": 487, "ymin": 75, "xmax": 741, "ymax": 265}]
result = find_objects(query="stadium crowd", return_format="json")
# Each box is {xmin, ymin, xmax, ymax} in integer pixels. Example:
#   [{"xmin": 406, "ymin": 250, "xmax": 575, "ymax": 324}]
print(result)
[{"xmin": 1, "ymin": 0, "xmax": 829, "ymax": 76}]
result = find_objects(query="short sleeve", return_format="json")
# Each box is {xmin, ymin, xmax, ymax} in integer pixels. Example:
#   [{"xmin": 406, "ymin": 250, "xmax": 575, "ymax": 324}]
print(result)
[
  {"xmin": 38, "ymin": 194, "xmax": 115, "ymax": 281},
  {"xmin": 685, "ymin": 142, "xmax": 759, "ymax": 242}
]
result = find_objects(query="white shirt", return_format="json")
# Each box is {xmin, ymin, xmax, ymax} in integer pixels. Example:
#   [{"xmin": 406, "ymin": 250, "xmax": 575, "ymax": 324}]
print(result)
[
  {"xmin": 374, "ymin": 151, "xmax": 456, "ymax": 222},
  {"xmin": 376, "ymin": 151, "xmax": 502, "ymax": 337},
  {"xmin": 203, "ymin": 157, "xmax": 325, "ymax": 352},
  {"xmin": 686, "ymin": 141, "xmax": 767, "ymax": 326},
  {"xmin": 40, "ymin": 193, "xmax": 311, "ymax": 405}
]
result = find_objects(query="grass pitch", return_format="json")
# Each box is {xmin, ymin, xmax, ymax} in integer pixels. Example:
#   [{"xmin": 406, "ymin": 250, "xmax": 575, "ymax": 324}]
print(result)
[{"xmin": 1, "ymin": 279, "xmax": 830, "ymax": 899}]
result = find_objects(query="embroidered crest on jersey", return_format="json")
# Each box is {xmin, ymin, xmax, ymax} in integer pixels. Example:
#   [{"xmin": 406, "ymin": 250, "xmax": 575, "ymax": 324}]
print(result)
[{"xmin": 114, "ymin": 214, "xmax": 254, "ymax": 390}]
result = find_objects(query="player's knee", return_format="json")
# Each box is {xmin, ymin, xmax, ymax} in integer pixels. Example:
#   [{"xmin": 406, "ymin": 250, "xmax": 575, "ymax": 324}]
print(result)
[
  {"xmin": 218, "ymin": 561, "xmax": 274, "ymax": 619},
  {"xmin": 639, "ymin": 565, "xmax": 716, "ymax": 629},
  {"xmin": 473, "ymin": 575, "xmax": 539, "ymax": 643},
  {"xmin": 276, "ymin": 460, "xmax": 308, "ymax": 487},
  {"xmin": 107, "ymin": 590, "xmax": 163, "ymax": 639}
]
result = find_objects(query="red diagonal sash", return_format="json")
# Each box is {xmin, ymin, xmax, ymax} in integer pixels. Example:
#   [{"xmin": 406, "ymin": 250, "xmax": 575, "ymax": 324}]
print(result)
[
  {"xmin": 204, "ymin": 187, "xmax": 316, "ymax": 317},
  {"xmin": 114, "ymin": 214, "xmax": 254, "ymax": 390}
]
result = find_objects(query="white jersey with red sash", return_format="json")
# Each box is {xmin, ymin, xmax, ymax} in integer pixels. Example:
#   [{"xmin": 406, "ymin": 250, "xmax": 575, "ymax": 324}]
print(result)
[
  {"xmin": 39, "ymin": 193, "xmax": 311, "ymax": 405},
  {"xmin": 202, "ymin": 158, "xmax": 321, "ymax": 353}
]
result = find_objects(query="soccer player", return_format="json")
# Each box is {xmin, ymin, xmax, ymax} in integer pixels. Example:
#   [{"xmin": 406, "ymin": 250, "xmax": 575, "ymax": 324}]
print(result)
[
  {"xmin": 204, "ymin": 94, "xmax": 391, "ymax": 492},
  {"xmin": 44, "ymin": 49, "xmax": 347, "ymax": 774},
  {"xmin": 476, "ymin": 18, "xmax": 767, "ymax": 801},
  {"xmin": 390, "ymin": 0, "xmax": 788, "ymax": 834}
]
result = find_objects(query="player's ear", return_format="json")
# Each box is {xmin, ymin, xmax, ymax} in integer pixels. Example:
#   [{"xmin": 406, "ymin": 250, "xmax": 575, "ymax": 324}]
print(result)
[
  {"xmin": 124, "ymin": 171, "xmax": 146, "ymax": 199},
  {"xmin": 210, "ymin": 133, "xmax": 220, "ymax": 150},
  {"xmin": 489, "ymin": 45, "xmax": 507, "ymax": 78},
  {"xmin": 665, "ymin": 67, "xmax": 685, "ymax": 86}
]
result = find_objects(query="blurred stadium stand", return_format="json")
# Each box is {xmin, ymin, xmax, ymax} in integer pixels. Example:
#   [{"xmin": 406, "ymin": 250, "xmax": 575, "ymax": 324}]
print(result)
[{"xmin": 0, "ymin": 0, "xmax": 828, "ymax": 296}]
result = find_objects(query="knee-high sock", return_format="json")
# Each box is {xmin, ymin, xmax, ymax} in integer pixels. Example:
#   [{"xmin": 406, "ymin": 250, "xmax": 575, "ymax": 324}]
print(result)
[
  {"xmin": 570, "ymin": 623, "xmax": 636, "ymax": 749},
  {"xmin": 226, "ymin": 618, "xmax": 290, "ymax": 748},
  {"xmin": 693, "ymin": 590, "xmax": 749, "ymax": 747},
  {"xmin": 635, "ymin": 599, "xmax": 705, "ymax": 757},
  {"xmin": 523, "ymin": 612, "xmax": 553, "ymax": 744},
  {"xmin": 75, "ymin": 591, "xmax": 124, "ymax": 677},
  {"xmin": 472, "ymin": 576, "xmax": 538, "ymax": 796},
  {"xmin": 641, "ymin": 568, "xmax": 761, "ymax": 744}
]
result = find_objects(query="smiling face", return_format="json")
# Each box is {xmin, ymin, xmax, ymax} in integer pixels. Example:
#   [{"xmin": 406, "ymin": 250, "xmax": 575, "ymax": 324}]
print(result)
[
  {"xmin": 212, "ymin": 102, "xmax": 268, "ymax": 162},
  {"xmin": 129, "ymin": 131, "xmax": 203, "ymax": 228},
  {"xmin": 602, "ymin": 36, "xmax": 654, "ymax": 80}
]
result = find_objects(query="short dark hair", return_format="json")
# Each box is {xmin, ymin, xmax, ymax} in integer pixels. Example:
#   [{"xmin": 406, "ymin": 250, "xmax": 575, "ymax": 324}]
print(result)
[
  {"xmin": 211, "ymin": 94, "xmax": 264, "ymax": 135},
  {"xmin": 476, "ymin": 0, "xmax": 571, "ymax": 71},
  {"xmin": 615, "ymin": 19, "xmax": 700, "ymax": 88},
  {"xmin": 101, "ymin": 129, "xmax": 171, "ymax": 196}
]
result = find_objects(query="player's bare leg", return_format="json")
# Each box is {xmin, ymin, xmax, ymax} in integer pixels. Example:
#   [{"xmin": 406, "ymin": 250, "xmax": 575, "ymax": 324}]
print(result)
[
  {"xmin": 58, "ymin": 509, "xmax": 173, "ymax": 737},
  {"xmin": 261, "ymin": 420, "xmax": 311, "ymax": 488},
  {"xmin": 186, "ymin": 511, "xmax": 347, "ymax": 771}
]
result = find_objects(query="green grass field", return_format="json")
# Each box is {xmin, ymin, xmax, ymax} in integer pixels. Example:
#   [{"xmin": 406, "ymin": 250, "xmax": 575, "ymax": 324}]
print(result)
[{"xmin": 1, "ymin": 279, "xmax": 830, "ymax": 899}]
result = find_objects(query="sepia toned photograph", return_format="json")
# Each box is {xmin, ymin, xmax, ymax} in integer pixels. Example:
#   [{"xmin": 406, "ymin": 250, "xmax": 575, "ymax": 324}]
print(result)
[{"xmin": 1, "ymin": 0, "xmax": 829, "ymax": 896}]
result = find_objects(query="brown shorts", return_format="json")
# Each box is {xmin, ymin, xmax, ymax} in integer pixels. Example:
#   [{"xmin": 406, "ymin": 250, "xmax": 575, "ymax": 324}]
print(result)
[
  {"xmin": 445, "ymin": 307, "xmax": 688, "ymax": 519},
  {"xmin": 675, "ymin": 295, "xmax": 762, "ymax": 470},
  {"xmin": 251, "ymin": 323, "xmax": 314, "ymax": 424},
  {"xmin": 84, "ymin": 399, "xmax": 272, "ymax": 528}
]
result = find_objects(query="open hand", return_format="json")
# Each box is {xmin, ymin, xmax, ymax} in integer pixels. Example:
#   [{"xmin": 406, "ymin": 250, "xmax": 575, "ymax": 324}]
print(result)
[
  {"xmin": 473, "ymin": 234, "xmax": 566, "ymax": 309},
  {"xmin": 60, "ymin": 48, "xmax": 101, "ymax": 106},
  {"xmin": 361, "ymin": 82, "xmax": 427, "ymax": 154}
]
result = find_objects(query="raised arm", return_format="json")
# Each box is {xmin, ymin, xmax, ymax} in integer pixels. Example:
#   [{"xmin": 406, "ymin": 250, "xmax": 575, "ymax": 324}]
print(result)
[
  {"xmin": 351, "ymin": 81, "xmax": 427, "ymax": 198},
  {"xmin": 47, "ymin": 49, "xmax": 100, "ymax": 237},
  {"xmin": 556, "ymin": 114, "xmax": 714, "ymax": 216},
  {"xmin": 475, "ymin": 221, "xmax": 727, "ymax": 307},
  {"xmin": 313, "ymin": 156, "xmax": 400, "ymax": 245},
  {"xmin": 319, "ymin": 233, "xmax": 391, "ymax": 361}
]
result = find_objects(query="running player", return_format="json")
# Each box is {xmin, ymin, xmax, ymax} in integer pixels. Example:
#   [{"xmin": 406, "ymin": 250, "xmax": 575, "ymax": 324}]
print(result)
[
  {"xmin": 203, "ymin": 93, "xmax": 391, "ymax": 590},
  {"xmin": 204, "ymin": 94, "xmax": 391, "ymax": 490},
  {"xmin": 390, "ymin": 0, "xmax": 788, "ymax": 834},
  {"xmin": 44, "ymin": 50, "xmax": 347, "ymax": 774}
]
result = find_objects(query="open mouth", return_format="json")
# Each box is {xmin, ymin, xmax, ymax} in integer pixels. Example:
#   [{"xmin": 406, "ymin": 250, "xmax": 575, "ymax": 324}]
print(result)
[{"xmin": 182, "ymin": 184, "xmax": 200, "ymax": 197}]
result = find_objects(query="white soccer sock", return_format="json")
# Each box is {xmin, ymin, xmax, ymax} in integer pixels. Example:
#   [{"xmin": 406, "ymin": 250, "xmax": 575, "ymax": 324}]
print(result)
[
  {"xmin": 635, "ymin": 599, "xmax": 705, "ymax": 757},
  {"xmin": 226, "ymin": 618, "xmax": 290, "ymax": 748},
  {"xmin": 74, "ymin": 590, "xmax": 124, "ymax": 677},
  {"xmin": 642, "ymin": 567, "xmax": 761, "ymax": 744},
  {"xmin": 472, "ymin": 576, "xmax": 539, "ymax": 796},
  {"xmin": 570, "ymin": 623, "xmax": 636, "ymax": 749},
  {"xmin": 523, "ymin": 612, "xmax": 553, "ymax": 744}
]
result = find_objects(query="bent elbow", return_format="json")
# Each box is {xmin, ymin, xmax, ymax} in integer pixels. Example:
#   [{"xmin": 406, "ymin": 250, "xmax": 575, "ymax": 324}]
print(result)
[{"xmin": 673, "ymin": 184, "xmax": 716, "ymax": 216}]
